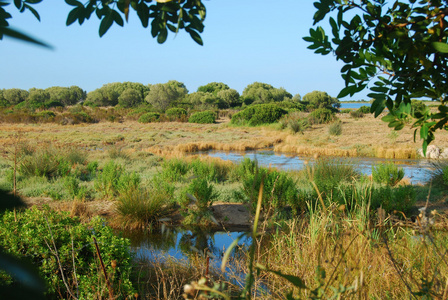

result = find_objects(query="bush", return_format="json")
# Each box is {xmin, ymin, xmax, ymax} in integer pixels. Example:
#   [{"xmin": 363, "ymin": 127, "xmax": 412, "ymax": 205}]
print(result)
[
  {"xmin": 350, "ymin": 110, "xmax": 364, "ymax": 119},
  {"xmin": 188, "ymin": 110, "xmax": 216, "ymax": 124},
  {"xmin": 340, "ymin": 109, "xmax": 352, "ymax": 114},
  {"xmin": 0, "ymin": 207, "xmax": 135, "ymax": 298},
  {"xmin": 189, "ymin": 158, "xmax": 231, "ymax": 183},
  {"xmin": 358, "ymin": 105, "xmax": 371, "ymax": 114},
  {"xmin": 94, "ymin": 161, "xmax": 140, "ymax": 198},
  {"xmin": 370, "ymin": 185, "xmax": 416, "ymax": 214},
  {"xmin": 19, "ymin": 147, "xmax": 61, "ymax": 179},
  {"xmin": 328, "ymin": 121, "xmax": 342, "ymax": 136},
  {"xmin": 161, "ymin": 158, "xmax": 191, "ymax": 182},
  {"xmin": 372, "ymin": 163, "xmax": 405, "ymax": 186},
  {"xmin": 116, "ymin": 182, "xmax": 175, "ymax": 230},
  {"xmin": 309, "ymin": 108, "xmax": 336, "ymax": 124},
  {"xmin": 181, "ymin": 178, "xmax": 219, "ymax": 225},
  {"xmin": 231, "ymin": 104, "xmax": 287, "ymax": 126},
  {"xmin": 235, "ymin": 159, "xmax": 301, "ymax": 216},
  {"xmin": 165, "ymin": 107, "xmax": 188, "ymax": 121},
  {"xmin": 138, "ymin": 112, "xmax": 160, "ymax": 123},
  {"xmin": 34, "ymin": 110, "xmax": 56, "ymax": 122}
]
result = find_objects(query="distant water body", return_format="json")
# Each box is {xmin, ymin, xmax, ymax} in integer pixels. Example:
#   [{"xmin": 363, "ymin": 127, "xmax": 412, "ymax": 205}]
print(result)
[{"xmin": 339, "ymin": 102, "xmax": 371, "ymax": 109}]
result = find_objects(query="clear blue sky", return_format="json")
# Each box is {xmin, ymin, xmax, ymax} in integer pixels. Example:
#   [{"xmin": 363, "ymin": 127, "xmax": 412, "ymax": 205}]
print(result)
[{"xmin": 0, "ymin": 1, "xmax": 369, "ymax": 100}]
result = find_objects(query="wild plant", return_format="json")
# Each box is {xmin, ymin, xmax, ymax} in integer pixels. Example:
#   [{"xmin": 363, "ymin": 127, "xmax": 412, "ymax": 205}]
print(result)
[
  {"xmin": 116, "ymin": 183, "xmax": 175, "ymax": 230},
  {"xmin": 94, "ymin": 160, "xmax": 140, "ymax": 198},
  {"xmin": 0, "ymin": 207, "xmax": 135, "ymax": 299},
  {"xmin": 372, "ymin": 162, "xmax": 404, "ymax": 186},
  {"xmin": 181, "ymin": 177, "xmax": 219, "ymax": 226},
  {"xmin": 328, "ymin": 120, "xmax": 342, "ymax": 136},
  {"xmin": 161, "ymin": 158, "xmax": 191, "ymax": 182}
]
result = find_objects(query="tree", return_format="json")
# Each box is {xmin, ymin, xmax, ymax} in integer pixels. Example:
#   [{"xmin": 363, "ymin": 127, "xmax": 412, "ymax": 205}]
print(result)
[
  {"xmin": 217, "ymin": 88, "xmax": 241, "ymax": 108},
  {"xmin": 2, "ymin": 88, "xmax": 29, "ymax": 105},
  {"xmin": 45, "ymin": 86, "xmax": 86, "ymax": 106},
  {"xmin": 0, "ymin": 0, "xmax": 206, "ymax": 47},
  {"xmin": 197, "ymin": 82, "xmax": 230, "ymax": 95},
  {"xmin": 306, "ymin": 0, "xmax": 448, "ymax": 153},
  {"xmin": 145, "ymin": 80, "xmax": 188, "ymax": 112},
  {"xmin": 242, "ymin": 82, "xmax": 293, "ymax": 105},
  {"xmin": 118, "ymin": 88, "xmax": 143, "ymax": 108},
  {"xmin": 302, "ymin": 90, "xmax": 340, "ymax": 110},
  {"xmin": 27, "ymin": 88, "xmax": 50, "ymax": 109}
]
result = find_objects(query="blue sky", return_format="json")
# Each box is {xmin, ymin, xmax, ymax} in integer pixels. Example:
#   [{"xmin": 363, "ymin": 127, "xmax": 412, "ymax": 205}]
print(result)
[{"xmin": 0, "ymin": 1, "xmax": 369, "ymax": 100}]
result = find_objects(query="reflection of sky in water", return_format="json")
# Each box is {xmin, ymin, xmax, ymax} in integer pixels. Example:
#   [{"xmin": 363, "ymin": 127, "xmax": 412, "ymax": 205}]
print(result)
[
  {"xmin": 128, "ymin": 229, "xmax": 251, "ymax": 271},
  {"xmin": 205, "ymin": 150, "xmax": 433, "ymax": 185}
]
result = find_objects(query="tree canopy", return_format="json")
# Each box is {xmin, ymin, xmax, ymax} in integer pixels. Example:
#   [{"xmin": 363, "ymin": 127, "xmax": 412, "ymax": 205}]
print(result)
[
  {"xmin": 0, "ymin": 0, "xmax": 206, "ymax": 47},
  {"xmin": 305, "ymin": 0, "xmax": 448, "ymax": 152}
]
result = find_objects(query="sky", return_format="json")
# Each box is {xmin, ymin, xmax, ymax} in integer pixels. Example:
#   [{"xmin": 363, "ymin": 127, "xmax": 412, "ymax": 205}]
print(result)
[{"xmin": 0, "ymin": 1, "xmax": 369, "ymax": 100}]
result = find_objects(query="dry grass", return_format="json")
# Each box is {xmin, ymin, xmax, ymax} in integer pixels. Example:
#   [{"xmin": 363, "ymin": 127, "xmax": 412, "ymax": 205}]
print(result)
[{"xmin": 1, "ymin": 114, "xmax": 447, "ymax": 159}]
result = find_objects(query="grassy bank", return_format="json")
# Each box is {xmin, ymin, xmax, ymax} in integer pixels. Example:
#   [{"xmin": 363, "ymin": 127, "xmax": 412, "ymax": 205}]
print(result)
[{"xmin": 2, "ymin": 110, "xmax": 448, "ymax": 159}]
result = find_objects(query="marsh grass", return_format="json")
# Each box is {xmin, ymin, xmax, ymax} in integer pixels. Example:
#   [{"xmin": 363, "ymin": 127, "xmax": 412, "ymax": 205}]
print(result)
[{"xmin": 115, "ymin": 185, "xmax": 175, "ymax": 230}]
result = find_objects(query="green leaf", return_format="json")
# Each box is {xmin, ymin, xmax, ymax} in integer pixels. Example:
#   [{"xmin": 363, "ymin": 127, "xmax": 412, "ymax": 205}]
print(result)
[
  {"xmin": 66, "ymin": 7, "xmax": 80, "ymax": 26},
  {"xmin": 65, "ymin": 0, "xmax": 81, "ymax": 7},
  {"xmin": 112, "ymin": 9, "xmax": 124, "ymax": 27},
  {"xmin": 0, "ymin": 26, "xmax": 52, "ymax": 48},
  {"xmin": 420, "ymin": 124, "xmax": 429, "ymax": 140},
  {"xmin": 337, "ymin": 86, "xmax": 354, "ymax": 98},
  {"xmin": 157, "ymin": 27, "xmax": 168, "ymax": 43},
  {"xmin": 99, "ymin": 11, "xmax": 114, "ymax": 37},
  {"xmin": 24, "ymin": 4, "xmax": 40, "ymax": 21},
  {"xmin": 432, "ymin": 42, "xmax": 448, "ymax": 53},
  {"xmin": 14, "ymin": 0, "xmax": 22, "ymax": 10},
  {"xmin": 257, "ymin": 264, "xmax": 307, "ymax": 289},
  {"xmin": 381, "ymin": 114, "xmax": 396, "ymax": 122}
]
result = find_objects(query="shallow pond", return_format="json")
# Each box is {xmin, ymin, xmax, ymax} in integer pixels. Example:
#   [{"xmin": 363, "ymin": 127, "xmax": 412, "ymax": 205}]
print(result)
[
  {"xmin": 204, "ymin": 150, "xmax": 433, "ymax": 185},
  {"xmin": 339, "ymin": 102, "xmax": 371, "ymax": 109}
]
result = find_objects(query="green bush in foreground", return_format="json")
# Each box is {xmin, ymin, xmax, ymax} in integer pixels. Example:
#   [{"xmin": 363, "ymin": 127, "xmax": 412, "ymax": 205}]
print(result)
[
  {"xmin": 0, "ymin": 207, "xmax": 135, "ymax": 299},
  {"xmin": 328, "ymin": 121, "xmax": 342, "ymax": 136},
  {"xmin": 372, "ymin": 162, "xmax": 405, "ymax": 186},
  {"xmin": 308, "ymin": 108, "xmax": 336, "ymax": 124},
  {"xmin": 188, "ymin": 110, "xmax": 216, "ymax": 124}
]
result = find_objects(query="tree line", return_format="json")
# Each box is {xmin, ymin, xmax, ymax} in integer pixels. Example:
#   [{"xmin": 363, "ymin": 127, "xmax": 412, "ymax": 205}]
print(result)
[{"xmin": 0, "ymin": 81, "xmax": 340, "ymax": 112}]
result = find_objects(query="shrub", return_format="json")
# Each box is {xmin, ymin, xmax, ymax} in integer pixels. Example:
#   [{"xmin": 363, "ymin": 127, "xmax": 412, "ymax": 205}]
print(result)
[
  {"xmin": 236, "ymin": 159, "xmax": 301, "ymax": 216},
  {"xmin": 189, "ymin": 158, "xmax": 230, "ymax": 183},
  {"xmin": 94, "ymin": 161, "xmax": 140, "ymax": 198},
  {"xmin": 231, "ymin": 104, "xmax": 287, "ymax": 126},
  {"xmin": 443, "ymin": 166, "xmax": 448, "ymax": 185},
  {"xmin": 161, "ymin": 158, "xmax": 191, "ymax": 182},
  {"xmin": 19, "ymin": 147, "xmax": 61, "ymax": 179},
  {"xmin": 306, "ymin": 158, "xmax": 360, "ymax": 200},
  {"xmin": 340, "ymin": 109, "xmax": 352, "ymax": 114},
  {"xmin": 116, "ymin": 183, "xmax": 175, "ymax": 230},
  {"xmin": 350, "ymin": 110, "xmax": 364, "ymax": 119},
  {"xmin": 138, "ymin": 112, "xmax": 160, "ymax": 123},
  {"xmin": 181, "ymin": 178, "xmax": 219, "ymax": 225},
  {"xmin": 328, "ymin": 121, "xmax": 342, "ymax": 136},
  {"xmin": 309, "ymin": 108, "xmax": 336, "ymax": 124},
  {"xmin": 370, "ymin": 185, "xmax": 416, "ymax": 214},
  {"xmin": 188, "ymin": 110, "xmax": 216, "ymax": 124},
  {"xmin": 358, "ymin": 105, "xmax": 371, "ymax": 114},
  {"xmin": 34, "ymin": 110, "xmax": 56, "ymax": 122},
  {"xmin": 372, "ymin": 163, "xmax": 405, "ymax": 186},
  {"xmin": 0, "ymin": 207, "xmax": 135, "ymax": 298},
  {"xmin": 165, "ymin": 107, "xmax": 188, "ymax": 121}
]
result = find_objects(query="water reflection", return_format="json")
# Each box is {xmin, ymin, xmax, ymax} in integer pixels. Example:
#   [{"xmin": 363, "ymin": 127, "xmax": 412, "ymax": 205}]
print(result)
[
  {"xmin": 204, "ymin": 150, "xmax": 433, "ymax": 185},
  {"xmin": 123, "ymin": 227, "xmax": 251, "ymax": 269}
]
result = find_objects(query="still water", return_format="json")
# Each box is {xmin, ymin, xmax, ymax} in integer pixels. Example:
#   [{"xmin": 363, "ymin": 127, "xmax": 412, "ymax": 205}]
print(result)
[
  {"xmin": 339, "ymin": 102, "xmax": 370, "ymax": 109},
  {"xmin": 205, "ymin": 150, "xmax": 433, "ymax": 185}
]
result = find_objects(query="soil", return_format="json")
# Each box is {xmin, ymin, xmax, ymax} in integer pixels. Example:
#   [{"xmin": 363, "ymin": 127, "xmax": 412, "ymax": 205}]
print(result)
[{"xmin": 22, "ymin": 197, "xmax": 253, "ymax": 231}]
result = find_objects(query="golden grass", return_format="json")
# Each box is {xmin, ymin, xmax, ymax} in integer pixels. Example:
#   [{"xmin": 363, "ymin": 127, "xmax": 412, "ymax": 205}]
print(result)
[{"xmin": 1, "ymin": 113, "xmax": 447, "ymax": 159}]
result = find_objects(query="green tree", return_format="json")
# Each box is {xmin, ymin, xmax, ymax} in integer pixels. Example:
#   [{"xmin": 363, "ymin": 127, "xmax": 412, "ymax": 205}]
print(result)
[
  {"xmin": 217, "ymin": 88, "xmax": 241, "ymax": 108},
  {"xmin": 118, "ymin": 88, "xmax": 143, "ymax": 108},
  {"xmin": 45, "ymin": 86, "xmax": 86, "ymax": 106},
  {"xmin": 145, "ymin": 80, "xmax": 188, "ymax": 112},
  {"xmin": 26, "ymin": 88, "xmax": 50, "ymax": 109},
  {"xmin": 306, "ymin": 0, "xmax": 448, "ymax": 153},
  {"xmin": 0, "ymin": 0, "xmax": 206, "ymax": 47},
  {"xmin": 242, "ymin": 82, "xmax": 292, "ymax": 105},
  {"xmin": 302, "ymin": 90, "xmax": 340, "ymax": 110},
  {"xmin": 3, "ymin": 88, "xmax": 29, "ymax": 105},
  {"xmin": 197, "ymin": 82, "xmax": 229, "ymax": 95}
]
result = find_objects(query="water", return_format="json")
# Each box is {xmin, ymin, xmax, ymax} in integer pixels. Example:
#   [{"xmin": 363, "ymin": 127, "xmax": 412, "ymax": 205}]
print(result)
[
  {"xmin": 339, "ymin": 102, "xmax": 370, "ymax": 109},
  {"xmin": 204, "ymin": 150, "xmax": 433, "ymax": 185},
  {"xmin": 124, "ymin": 227, "xmax": 251, "ymax": 271}
]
